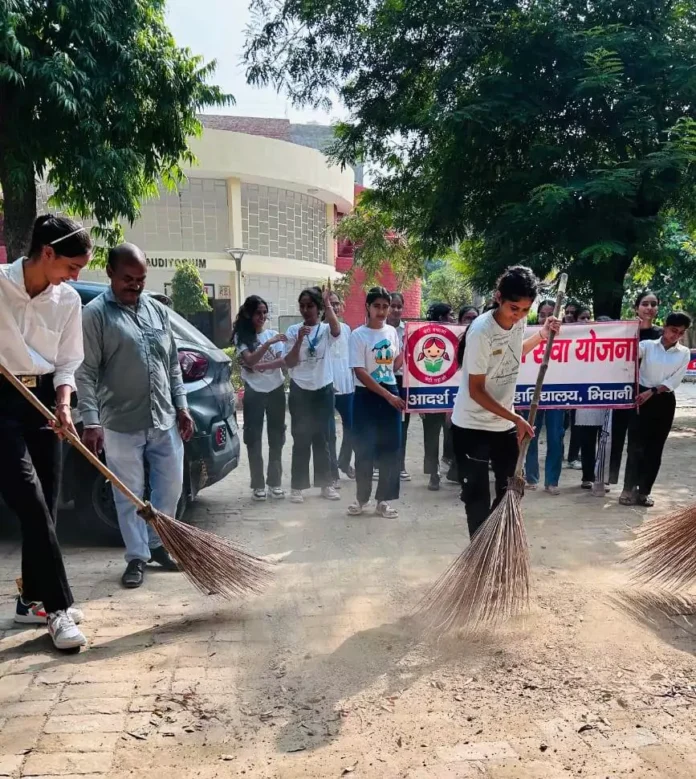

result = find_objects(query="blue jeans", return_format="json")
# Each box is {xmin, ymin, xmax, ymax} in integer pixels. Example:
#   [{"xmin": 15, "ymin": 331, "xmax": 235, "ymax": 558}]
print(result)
[
  {"xmin": 524, "ymin": 409, "xmax": 565, "ymax": 487},
  {"xmin": 103, "ymin": 425, "xmax": 184, "ymax": 562}
]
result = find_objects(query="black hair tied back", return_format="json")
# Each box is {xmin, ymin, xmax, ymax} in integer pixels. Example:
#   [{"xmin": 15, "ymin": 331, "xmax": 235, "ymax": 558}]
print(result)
[
  {"xmin": 496, "ymin": 265, "xmax": 539, "ymax": 302},
  {"xmin": 299, "ymin": 286, "xmax": 324, "ymax": 311},
  {"xmin": 28, "ymin": 214, "xmax": 92, "ymax": 258},
  {"xmin": 366, "ymin": 286, "xmax": 391, "ymax": 307}
]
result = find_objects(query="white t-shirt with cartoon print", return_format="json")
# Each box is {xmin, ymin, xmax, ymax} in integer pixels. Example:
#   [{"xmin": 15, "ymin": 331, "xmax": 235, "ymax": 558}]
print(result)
[
  {"xmin": 349, "ymin": 324, "xmax": 400, "ymax": 388},
  {"xmin": 451, "ymin": 309, "xmax": 525, "ymax": 432}
]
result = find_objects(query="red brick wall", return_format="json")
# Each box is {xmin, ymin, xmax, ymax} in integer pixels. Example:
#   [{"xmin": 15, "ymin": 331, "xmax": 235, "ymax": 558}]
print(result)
[{"xmin": 337, "ymin": 252, "xmax": 422, "ymax": 328}]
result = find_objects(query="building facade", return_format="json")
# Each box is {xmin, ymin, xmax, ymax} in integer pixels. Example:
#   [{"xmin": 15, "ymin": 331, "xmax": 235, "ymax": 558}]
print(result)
[{"xmin": 11, "ymin": 116, "xmax": 355, "ymax": 345}]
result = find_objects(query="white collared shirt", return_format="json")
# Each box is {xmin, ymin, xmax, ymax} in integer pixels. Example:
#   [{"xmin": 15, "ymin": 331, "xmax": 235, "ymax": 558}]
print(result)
[
  {"xmin": 639, "ymin": 338, "xmax": 690, "ymax": 391},
  {"xmin": 0, "ymin": 258, "xmax": 83, "ymax": 390},
  {"xmin": 330, "ymin": 322, "xmax": 353, "ymax": 395}
]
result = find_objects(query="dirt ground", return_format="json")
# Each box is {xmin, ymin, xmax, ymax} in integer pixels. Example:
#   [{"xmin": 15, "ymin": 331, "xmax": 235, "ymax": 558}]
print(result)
[{"xmin": 2, "ymin": 398, "xmax": 696, "ymax": 778}]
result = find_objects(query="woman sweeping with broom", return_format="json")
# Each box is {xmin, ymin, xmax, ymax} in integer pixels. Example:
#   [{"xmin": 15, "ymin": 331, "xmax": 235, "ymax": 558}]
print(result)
[
  {"xmin": 0, "ymin": 215, "xmax": 92, "ymax": 650},
  {"xmin": 450, "ymin": 266, "xmax": 561, "ymax": 539}
]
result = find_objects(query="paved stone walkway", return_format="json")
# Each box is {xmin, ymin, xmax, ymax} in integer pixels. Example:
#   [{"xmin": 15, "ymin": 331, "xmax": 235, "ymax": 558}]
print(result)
[{"xmin": 1, "ymin": 408, "xmax": 696, "ymax": 777}]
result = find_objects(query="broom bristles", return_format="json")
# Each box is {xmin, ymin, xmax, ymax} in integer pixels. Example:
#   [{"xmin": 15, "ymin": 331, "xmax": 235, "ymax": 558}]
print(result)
[
  {"xmin": 625, "ymin": 501, "xmax": 696, "ymax": 590},
  {"xmin": 141, "ymin": 505, "xmax": 273, "ymax": 598},
  {"xmin": 416, "ymin": 476, "xmax": 531, "ymax": 635}
]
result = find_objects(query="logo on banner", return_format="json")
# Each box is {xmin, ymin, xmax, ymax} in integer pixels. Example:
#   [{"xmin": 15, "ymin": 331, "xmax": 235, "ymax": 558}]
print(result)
[{"xmin": 407, "ymin": 324, "xmax": 460, "ymax": 385}]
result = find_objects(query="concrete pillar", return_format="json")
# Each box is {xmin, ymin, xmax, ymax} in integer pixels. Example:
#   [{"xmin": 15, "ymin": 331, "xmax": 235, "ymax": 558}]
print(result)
[{"xmin": 227, "ymin": 177, "xmax": 245, "ymax": 313}]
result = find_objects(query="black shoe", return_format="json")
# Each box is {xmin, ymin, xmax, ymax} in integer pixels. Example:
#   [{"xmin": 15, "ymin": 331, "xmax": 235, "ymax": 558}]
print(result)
[
  {"xmin": 428, "ymin": 474, "xmax": 441, "ymax": 491},
  {"xmin": 122, "ymin": 560, "xmax": 145, "ymax": 589},
  {"xmin": 149, "ymin": 546, "xmax": 179, "ymax": 571}
]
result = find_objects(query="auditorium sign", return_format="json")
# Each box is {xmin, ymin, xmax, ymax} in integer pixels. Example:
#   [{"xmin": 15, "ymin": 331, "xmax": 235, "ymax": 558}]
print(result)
[{"xmin": 146, "ymin": 257, "xmax": 207, "ymax": 270}]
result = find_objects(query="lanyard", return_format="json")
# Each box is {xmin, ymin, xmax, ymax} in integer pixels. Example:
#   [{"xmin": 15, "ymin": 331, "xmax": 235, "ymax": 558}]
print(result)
[{"xmin": 308, "ymin": 325, "xmax": 322, "ymax": 356}]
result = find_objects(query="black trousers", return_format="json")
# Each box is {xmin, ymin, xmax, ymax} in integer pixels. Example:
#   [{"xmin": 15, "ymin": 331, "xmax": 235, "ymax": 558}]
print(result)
[
  {"xmin": 288, "ymin": 381, "xmax": 334, "ymax": 490},
  {"xmin": 567, "ymin": 410, "xmax": 581, "ymax": 462},
  {"xmin": 395, "ymin": 375, "xmax": 411, "ymax": 471},
  {"xmin": 0, "ymin": 378, "xmax": 73, "ymax": 613},
  {"xmin": 577, "ymin": 426, "xmax": 601, "ymax": 483},
  {"xmin": 243, "ymin": 383, "xmax": 286, "ymax": 490},
  {"xmin": 329, "ymin": 392, "xmax": 354, "ymax": 480},
  {"xmin": 623, "ymin": 389, "xmax": 676, "ymax": 496},
  {"xmin": 609, "ymin": 408, "xmax": 633, "ymax": 484},
  {"xmin": 422, "ymin": 413, "xmax": 457, "ymax": 479},
  {"xmin": 353, "ymin": 386, "xmax": 401, "ymax": 505},
  {"xmin": 452, "ymin": 424, "xmax": 519, "ymax": 538}
]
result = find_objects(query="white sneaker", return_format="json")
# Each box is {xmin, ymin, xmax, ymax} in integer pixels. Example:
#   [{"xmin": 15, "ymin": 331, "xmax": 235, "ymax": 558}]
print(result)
[
  {"xmin": 270, "ymin": 487, "xmax": 286, "ymax": 500},
  {"xmin": 47, "ymin": 611, "xmax": 87, "ymax": 650},
  {"xmin": 15, "ymin": 598, "xmax": 83, "ymax": 625},
  {"xmin": 321, "ymin": 486, "xmax": 341, "ymax": 501},
  {"xmin": 290, "ymin": 489, "xmax": 304, "ymax": 504},
  {"xmin": 568, "ymin": 460, "xmax": 582, "ymax": 470},
  {"xmin": 400, "ymin": 470, "xmax": 411, "ymax": 481},
  {"xmin": 253, "ymin": 488, "xmax": 267, "ymax": 501}
]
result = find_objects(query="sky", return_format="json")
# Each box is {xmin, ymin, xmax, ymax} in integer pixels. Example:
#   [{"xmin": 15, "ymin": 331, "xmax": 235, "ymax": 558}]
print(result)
[{"xmin": 166, "ymin": 0, "xmax": 345, "ymax": 126}]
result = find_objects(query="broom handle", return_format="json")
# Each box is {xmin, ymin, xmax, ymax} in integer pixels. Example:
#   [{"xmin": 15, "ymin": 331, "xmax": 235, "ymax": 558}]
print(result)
[
  {"xmin": 0, "ymin": 362, "xmax": 148, "ymax": 512},
  {"xmin": 514, "ymin": 273, "xmax": 568, "ymax": 476}
]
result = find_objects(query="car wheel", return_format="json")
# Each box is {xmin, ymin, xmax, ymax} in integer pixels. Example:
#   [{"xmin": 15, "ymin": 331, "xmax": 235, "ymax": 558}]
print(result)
[{"xmin": 73, "ymin": 456, "xmax": 124, "ymax": 546}]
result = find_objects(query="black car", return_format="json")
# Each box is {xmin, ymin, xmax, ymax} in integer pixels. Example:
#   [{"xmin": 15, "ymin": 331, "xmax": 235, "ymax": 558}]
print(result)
[{"xmin": 56, "ymin": 281, "xmax": 240, "ymax": 543}]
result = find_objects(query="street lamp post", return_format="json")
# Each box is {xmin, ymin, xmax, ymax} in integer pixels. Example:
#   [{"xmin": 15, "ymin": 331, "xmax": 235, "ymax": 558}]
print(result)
[{"xmin": 225, "ymin": 248, "xmax": 246, "ymax": 313}]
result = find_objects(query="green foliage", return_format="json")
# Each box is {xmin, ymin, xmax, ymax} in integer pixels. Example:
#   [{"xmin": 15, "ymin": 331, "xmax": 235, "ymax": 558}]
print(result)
[
  {"xmin": 170, "ymin": 262, "xmax": 212, "ymax": 316},
  {"xmin": 0, "ymin": 0, "xmax": 231, "ymax": 259},
  {"xmin": 421, "ymin": 253, "xmax": 473, "ymax": 315},
  {"xmin": 246, "ymin": 0, "xmax": 696, "ymax": 317},
  {"xmin": 623, "ymin": 219, "xmax": 696, "ymax": 321},
  {"xmin": 334, "ymin": 193, "xmax": 428, "ymax": 291}
]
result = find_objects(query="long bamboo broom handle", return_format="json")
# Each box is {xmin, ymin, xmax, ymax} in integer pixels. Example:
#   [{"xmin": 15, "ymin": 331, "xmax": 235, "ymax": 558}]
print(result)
[
  {"xmin": 514, "ymin": 273, "xmax": 568, "ymax": 477},
  {"xmin": 0, "ymin": 362, "xmax": 148, "ymax": 512}
]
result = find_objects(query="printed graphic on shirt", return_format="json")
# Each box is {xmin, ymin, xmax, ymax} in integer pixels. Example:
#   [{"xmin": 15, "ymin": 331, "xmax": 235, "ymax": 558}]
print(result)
[
  {"xmin": 371, "ymin": 338, "xmax": 395, "ymax": 382},
  {"xmin": 407, "ymin": 324, "xmax": 460, "ymax": 385}
]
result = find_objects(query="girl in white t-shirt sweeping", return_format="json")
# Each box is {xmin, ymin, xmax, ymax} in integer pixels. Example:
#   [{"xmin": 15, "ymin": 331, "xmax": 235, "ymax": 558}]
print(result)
[
  {"xmin": 348, "ymin": 287, "xmax": 406, "ymax": 518},
  {"xmin": 284, "ymin": 286, "xmax": 342, "ymax": 503},
  {"xmin": 451, "ymin": 266, "xmax": 560, "ymax": 537},
  {"xmin": 232, "ymin": 295, "xmax": 288, "ymax": 501}
]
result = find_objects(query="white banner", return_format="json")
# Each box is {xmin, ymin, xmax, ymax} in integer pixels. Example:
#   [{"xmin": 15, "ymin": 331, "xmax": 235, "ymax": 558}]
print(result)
[{"xmin": 403, "ymin": 320, "xmax": 639, "ymax": 413}]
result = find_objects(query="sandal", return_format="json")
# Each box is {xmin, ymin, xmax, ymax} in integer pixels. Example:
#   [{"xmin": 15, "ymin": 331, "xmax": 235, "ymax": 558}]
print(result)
[
  {"xmin": 375, "ymin": 502, "xmax": 399, "ymax": 519},
  {"xmin": 618, "ymin": 492, "xmax": 636, "ymax": 506},
  {"xmin": 347, "ymin": 502, "xmax": 364, "ymax": 516},
  {"xmin": 636, "ymin": 494, "xmax": 655, "ymax": 507}
]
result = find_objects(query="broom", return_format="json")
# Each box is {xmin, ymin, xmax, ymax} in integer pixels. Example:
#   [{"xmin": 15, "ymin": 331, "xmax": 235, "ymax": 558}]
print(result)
[
  {"xmin": 417, "ymin": 273, "xmax": 568, "ymax": 634},
  {"xmin": 0, "ymin": 362, "xmax": 273, "ymax": 599},
  {"xmin": 624, "ymin": 500, "xmax": 696, "ymax": 590}
]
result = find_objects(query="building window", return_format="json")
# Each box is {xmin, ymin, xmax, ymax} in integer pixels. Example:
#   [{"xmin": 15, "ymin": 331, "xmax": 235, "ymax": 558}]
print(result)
[
  {"xmin": 241, "ymin": 184, "xmax": 327, "ymax": 264},
  {"xmin": 243, "ymin": 273, "xmax": 325, "ymax": 328}
]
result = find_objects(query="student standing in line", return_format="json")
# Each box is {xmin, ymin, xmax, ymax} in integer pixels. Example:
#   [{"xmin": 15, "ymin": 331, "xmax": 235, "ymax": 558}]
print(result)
[
  {"xmin": 348, "ymin": 287, "xmax": 405, "ymax": 517},
  {"xmin": 231, "ymin": 295, "xmax": 288, "ymax": 501},
  {"xmin": 284, "ymin": 286, "xmax": 342, "ymax": 504},
  {"xmin": 619, "ymin": 312, "xmax": 691, "ymax": 507},
  {"xmin": 609, "ymin": 290, "xmax": 663, "ymax": 485},
  {"xmin": 575, "ymin": 407, "xmax": 606, "ymax": 489},
  {"xmin": 563, "ymin": 300, "xmax": 582, "ymax": 468},
  {"xmin": 0, "ymin": 215, "xmax": 90, "ymax": 650},
  {"xmin": 523, "ymin": 299, "xmax": 566, "ymax": 495},
  {"xmin": 458, "ymin": 305, "xmax": 479, "ymax": 326},
  {"xmin": 327, "ymin": 291, "xmax": 355, "ymax": 484},
  {"xmin": 451, "ymin": 266, "xmax": 561, "ymax": 538},
  {"xmin": 387, "ymin": 292, "xmax": 411, "ymax": 481},
  {"xmin": 421, "ymin": 302, "xmax": 457, "ymax": 491}
]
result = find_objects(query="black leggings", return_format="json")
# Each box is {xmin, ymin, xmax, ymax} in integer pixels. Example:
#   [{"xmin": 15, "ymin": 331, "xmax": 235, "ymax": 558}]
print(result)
[
  {"xmin": 0, "ymin": 378, "xmax": 73, "ymax": 613},
  {"xmin": 452, "ymin": 424, "xmax": 519, "ymax": 538},
  {"xmin": 623, "ymin": 389, "xmax": 676, "ymax": 496}
]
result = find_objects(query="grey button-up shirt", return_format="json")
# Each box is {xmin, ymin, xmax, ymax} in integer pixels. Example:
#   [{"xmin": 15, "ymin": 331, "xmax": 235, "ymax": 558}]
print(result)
[{"xmin": 76, "ymin": 289, "xmax": 187, "ymax": 433}]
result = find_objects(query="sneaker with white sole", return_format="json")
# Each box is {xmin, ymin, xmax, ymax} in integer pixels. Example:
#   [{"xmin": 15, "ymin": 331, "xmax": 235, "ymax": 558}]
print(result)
[
  {"xmin": 269, "ymin": 487, "xmax": 285, "ymax": 500},
  {"xmin": 253, "ymin": 488, "xmax": 267, "ymax": 501},
  {"xmin": 400, "ymin": 470, "xmax": 411, "ymax": 481},
  {"xmin": 15, "ymin": 598, "xmax": 83, "ymax": 626},
  {"xmin": 321, "ymin": 486, "xmax": 341, "ymax": 501},
  {"xmin": 47, "ymin": 611, "xmax": 87, "ymax": 650},
  {"xmin": 290, "ymin": 489, "xmax": 304, "ymax": 504}
]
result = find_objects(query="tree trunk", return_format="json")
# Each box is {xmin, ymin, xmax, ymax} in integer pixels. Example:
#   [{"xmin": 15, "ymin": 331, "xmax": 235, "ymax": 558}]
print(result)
[
  {"xmin": 0, "ymin": 163, "xmax": 37, "ymax": 261},
  {"xmin": 591, "ymin": 253, "xmax": 633, "ymax": 319}
]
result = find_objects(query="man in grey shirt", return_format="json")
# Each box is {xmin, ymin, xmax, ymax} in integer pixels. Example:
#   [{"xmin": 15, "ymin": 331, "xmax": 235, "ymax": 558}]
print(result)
[{"xmin": 76, "ymin": 244, "xmax": 194, "ymax": 588}]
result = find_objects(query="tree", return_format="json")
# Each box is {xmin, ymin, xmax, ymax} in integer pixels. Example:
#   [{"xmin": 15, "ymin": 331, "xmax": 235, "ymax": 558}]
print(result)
[
  {"xmin": 246, "ymin": 0, "xmax": 696, "ymax": 317},
  {"xmin": 0, "ymin": 0, "xmax": 230, "ymax": 260},
  {"xmin": 170, "ymin": 262, "xmax": 211, "ymax": 316},
  {"xmin": 422, "ymin": 256, "xmax": 473, "ymax": 315},
  {"xmin": 334, "ymin": 194, "xmax": 427, "ymax": 293}
]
